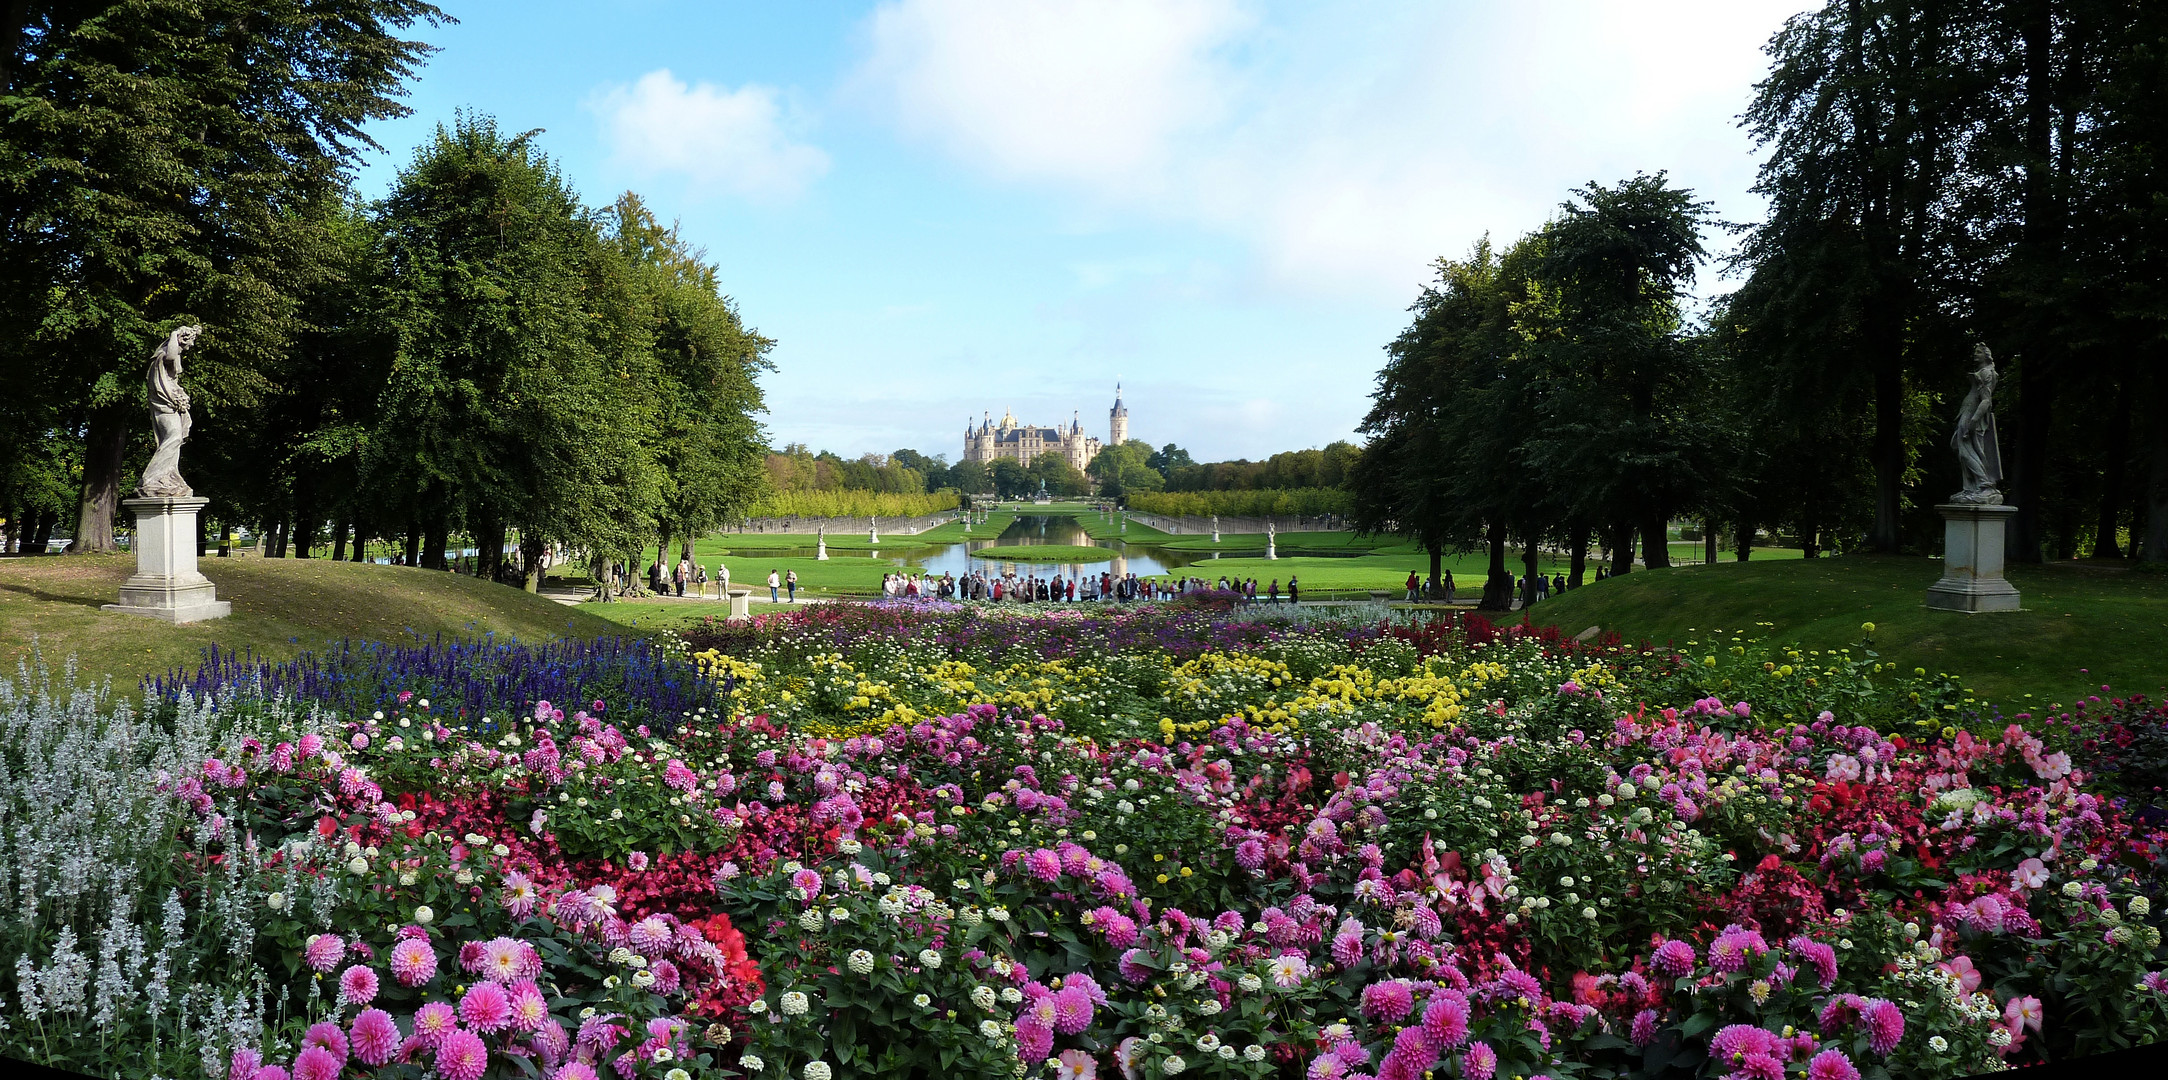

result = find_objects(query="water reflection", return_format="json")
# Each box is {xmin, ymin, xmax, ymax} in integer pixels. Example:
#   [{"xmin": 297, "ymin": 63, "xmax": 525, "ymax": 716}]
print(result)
[{"xmin": 908, "ymin": 514, "xmax": 1196, "ymax": 578}]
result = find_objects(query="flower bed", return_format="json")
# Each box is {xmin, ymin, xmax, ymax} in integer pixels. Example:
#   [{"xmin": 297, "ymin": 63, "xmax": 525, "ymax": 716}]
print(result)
[{"xmin": 4, "ymin": 605, "xmax": 2167, "ymax": 1080}]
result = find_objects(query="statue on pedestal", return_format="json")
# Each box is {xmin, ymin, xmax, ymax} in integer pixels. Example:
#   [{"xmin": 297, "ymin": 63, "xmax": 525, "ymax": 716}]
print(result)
[
  {"xmin": 139, "ymin": 326, "xmax": 203, "ymax": 497},
  {"xmin": 1266, "ymin": 520, "xmax": 1277, "ymax": 560},
  {"xmin": 1950, "ymin": 344, "xmax": 2004, "ymax": 505},
  {"xmin": 1211, "ymin": 515, "xmax": 1220, "ymax": 543},
  {"xmin": 816, "ymin": 523, "xmax": 829, "ymax": 561}
]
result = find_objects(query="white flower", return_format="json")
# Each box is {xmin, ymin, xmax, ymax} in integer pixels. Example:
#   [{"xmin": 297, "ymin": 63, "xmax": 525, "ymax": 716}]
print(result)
[
  {"xmin": 803, "ymin": 1062, "xmax": 831, "ymax": 1080},
  {"xmin": 972, "ymin": 985, "xmax": 997, "ymax": 1010},
  {"xmin": 2063, "ymin": 881, "xmax": 2084, "ymax": 898},
  {"xmin": 798, "ymin": 909, "xmax": 824, "ymax": 932},
  {"xmin": 1198, "ymin": 999, "xmax": 1222, "ymax": 1016},
  {"xmin": 2132, "ymin": 896, "xmax": 2152, "ymax": 917},
  {"xmin": 989, "ymin": 907, "xmax": 1011, "ymax": 922},
  {"xmin": 913, "ymin": 994, "xmax": 932, "ymax": 1007},
  {"xmin": 847, "ymin": 949, "xmax": 875, "ymax": 975},
  {"xmin": 980, "ymin": 1019, "xmax": 1004, "ymax": 1039},
  {"xmin": 1001, "ymin": 986, "xmax": 1023, "ymax": 1004},
  {"xmin": 1218, "ymin": 1046, "xmax": 1237, "ymax": 1060},
  {"xmin": 1244, "ymin": 1045, "xmax": 1266, "ymax": 1061},
  {"xmin": 746, "ymin": 999, "xmax": 768, "ymax": 1014},
  {"xmin": 632, "ymin": 969, "xmax": 656, "ymax": 987},
  {"xmin": 266, "ymin": 892, "xmax": 288, "ymax": 911},
  {"xmin": 347, "ymin": 857, "xmax": 369, "ymax": 874},
  {"xmin": 1162, "ymin": 1056, "xmax": 1187, "ymax": 1075},
  {"xmin": 837, "ymin": 839, "xmax": 863, "ymax": 855},
  {"xmin": 1196, "ymin": 1034, "xmax": 1221, "ymax": 1052},
  {"xmin": 781, "ymin": 991, "xmax": 810, "ymax": 1015},
  {"xmin": 414, "ymin": 905, "xmax": 435, "ymax": 925},
  {"xmin": 1237, "ymin": 973, "xmax": 1262, "ymax": 993},
  {"xmin": 1929, "ymin": 1036, "xmax": 1949, "ymax": 1052},
  {"xmin": 739, "ymin": 1054, "xmax": 765, "ymax": 1072},
  {"xmin": 919, "ymin": 949, "xmax": 942, "ymax": 968},
  {"xmin": 667, "ymin": 1070, "xmax": 691, "ymax": 1080}
]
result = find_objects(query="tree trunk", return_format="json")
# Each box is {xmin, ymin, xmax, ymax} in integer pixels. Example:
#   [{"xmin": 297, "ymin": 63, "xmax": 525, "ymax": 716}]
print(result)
[
  {"xmin": 475, "ymin": 509, "xmax": 505, "ymax": 582},
  {"xmin": 521, "ymin": 534, "xmax": 546, "ymax": 592},
  {"xmin": 423, "ymin": 519, "xmax": 449, "ymax": 571},
  {"xmin": 1521, "ymin": 536, "xmax": 1540, "ymax": 610},
  {"xmin": 1736, "ymin": 518, "xmax": 1754, "ymax": 562},
  {"xmin": 1567, "ymin": 524, "xmax": 1589, "ymax": 587},
  {"xmin": 1641, "ymin": 512, "xmax": 1671, "ymax": 569},
  {"xmin": 1867, "ymin": 349, "xmax": 1904, "ymax": 552},
  {"xmin": 1800, "ymin": 509, "xmax": 1822, "ymax": 559},
  {"xmin": 1703, "ymin": 518, "xmax": 1718, "ymax": 566},
  {"xmin": 67, "ymin": 408, "xmax": 129, "ymax": 553},
  {"xmin": 2010, "ymin": 355, "xmax": 2053, "ymax": 564},
  {"xmin": 2145, "ymin": 367, "xmax": 2168, "ymax": 564},
  {"xmin": 196, "ymin": 512, "xmax": 209, "ymax": 558},
  {"xmin": 269, "ymin": 519, "xmax": 288, "ymax": 558},
  {"xmin": 349, "ymin": 520, "xmax": 366, "ymax": 561},
  {"xmin": 2096, "ymin": 387, "xmax": 2132, "ymax": 558},
  {"xmin": 2007, "ymin": 0, "xmax": 2059, "ymax": 566},
  {"xmin": 331, "ymin": 520, "xmax": 348, "ymax": 562},
  {"xmin": 1607, "ymin": 521, "xmax": 1634, "ymax": 576},
  {"xmin": 403, "ymin": 522, "xmax": 420, "ymax": 566},
  {"xmin": 1426, "ymin": 540, "xmax": 1442, "ymax": 592},
  {"xmin": 29, "ymin": 509, "xmax": 54, "ymax": 553},
  {"xmin": 293, "ymin": 516, "xmax": 314, "ymax": 560},
  {"xmin": 1479, "ymin": 521, "xmax": 1512, "ymax": 610}
]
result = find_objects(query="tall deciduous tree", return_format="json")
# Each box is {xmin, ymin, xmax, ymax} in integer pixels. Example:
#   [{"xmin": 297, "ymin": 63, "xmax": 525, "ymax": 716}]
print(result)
[{"xmin": 0, "ymin": 1, "xmax": 443, "ymax": 552}]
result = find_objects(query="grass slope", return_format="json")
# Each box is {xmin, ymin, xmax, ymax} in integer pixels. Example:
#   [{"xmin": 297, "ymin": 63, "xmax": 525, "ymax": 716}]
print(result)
[
  {"xmin": 0, "ymin": 554, "xmax": 627, "ymax": 690},
  {"xmin": 1527, "ymin": 555, "xmax": 2168, "ymax": 707}
]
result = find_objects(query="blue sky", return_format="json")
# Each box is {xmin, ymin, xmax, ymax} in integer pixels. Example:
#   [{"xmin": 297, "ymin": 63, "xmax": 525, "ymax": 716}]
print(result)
[{"xmin": 353, "ymin": 0, "xmax": 1814, "ymax": 464}]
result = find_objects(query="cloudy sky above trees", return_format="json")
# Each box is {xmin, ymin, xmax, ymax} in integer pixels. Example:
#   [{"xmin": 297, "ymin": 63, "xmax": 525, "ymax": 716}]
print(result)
[{"xmin": 357, "ymin": 0, "xmax": 1813, "ymax": 461}]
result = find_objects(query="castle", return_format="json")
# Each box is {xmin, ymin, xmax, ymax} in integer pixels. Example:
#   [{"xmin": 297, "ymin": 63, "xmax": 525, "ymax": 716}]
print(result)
[{"xmin": 963, "ymin": 385, "xmax": 1130, "ymax": 471}]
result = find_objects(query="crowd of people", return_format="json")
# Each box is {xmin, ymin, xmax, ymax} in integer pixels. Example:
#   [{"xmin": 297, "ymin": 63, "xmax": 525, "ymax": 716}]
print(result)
[{"xmin": 879, "ymin": 569, "xmax": 1302, "ymax": 605}]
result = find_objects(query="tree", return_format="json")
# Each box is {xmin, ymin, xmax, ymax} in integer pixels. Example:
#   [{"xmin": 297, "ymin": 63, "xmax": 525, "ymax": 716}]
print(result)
[
  {"xmin": 0, "ymin": 1, "xmax": 444, "ymax": 552},
  {"xmin": 1086, "ymin": 440, "xmax": 1164, "ymax": 497},
  {"xmin": 366, "ymin": 114, "xmax": 658, "ymax": 584},
  {"xmin": 1146, "ymin": 443, "xmax": 1194, "ymax": 477},
  {"xmin": 1026, "ymin": 453, "xmax": 1090, "ymax": 497}
]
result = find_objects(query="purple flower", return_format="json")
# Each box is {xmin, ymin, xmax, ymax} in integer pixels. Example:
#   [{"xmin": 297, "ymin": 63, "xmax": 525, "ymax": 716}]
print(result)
[
  {"xmin": 1860, "ymin": 998, "xmax": 1904, "ymax": 1055},
  {"xmin": 1651, "ymin": 939, "xmax": 1695, "ymax": 978}
]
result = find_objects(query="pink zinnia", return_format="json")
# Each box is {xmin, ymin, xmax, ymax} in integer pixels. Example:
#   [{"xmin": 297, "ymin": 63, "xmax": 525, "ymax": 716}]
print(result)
[
  {"xmin": 435, "ymin": 1028, "xmax": 489, "ymax": 1080},
  {"xmin": 1051, "ymin": 985, "xmax": 1093, "ymax": 1034},
  {"xmin": 412, "ymin": 1001, "xmax": 459, "ymax": 1047},
  {"xmin": 460, "ymin": 980, "xmax": 513, "ymax": 1032},
  {"xmin": 338, "ymin": 964, "xmax": 379, "ymax": 1006},
  {"xmin": 1461, "ymin": 1041, "xmax": 1498, "ymax": 1080},
  {"xmin": 1422, "ymin": 991, "xmax": 1471, "ymax": 1048},
  {"xmin": 303, "ymin": 934, "xmax": 345, "ymax": 973},
  {"xmin": 292, "ymin": 1046, "xmax": 342, "ymax": 1080},
  {"xmin": 507, "ymin": 980, "xmax": 550, "ymax": 1032},
  {"xmin": 550, "ymin": 1065, "xmax": 600, "ymax": 1080},
  {"xmin": 1651, "ymin": 939, "xmax": 1695, "ymax": 977},
  {"xmin": 390, "ymin": 938, "xmax": 437, "ymax": 986},
  {"xmin": 790, "ymin": 868, "xmax": 823, "ymax": 901},
  {"xmin": 351, "ymin": 1009, "xmax": 400, "ymax": 1066},
  {"xmin": 1807, "ymin": 1049, "xmax": 1861, "ymax": 1080},
  {"xmin": 1860, "ymin": 998, "xmax": 1904, "ymax": 1055},
  {"xmin": 302, "ymin": 1021, "xmax": 348, "ymax": 1063}
]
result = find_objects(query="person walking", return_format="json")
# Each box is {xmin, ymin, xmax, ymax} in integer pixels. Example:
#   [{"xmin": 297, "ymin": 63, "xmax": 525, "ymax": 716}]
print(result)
[
  {"xmin": 786, "ymin": 569, "xmax": 799, "ymax": 603},
  {"xmin": 1288, "ymin": 575, "xmax": 1300, "ymax": 605},
  {"xmin": 716, "ymin": 561, "xmax": 730, "ymax": 599},
  {"xmin": 674, "ymin": 557, "xmax": 689, "ymax": 597},
  {"xmin": 767, "ymin": 569, "xmax": 780, "ymax": 603},
  {"xmin": 1268, "ymin": 579, "xmax": 1281, "ymax": 604},
  {"xmin": 1443, "ymin": 569, "xmax": 1456, "ymax": 605},
  {"xmin": 1405, "ymin": 570, "xmax": 1420, "ymax": 602}
]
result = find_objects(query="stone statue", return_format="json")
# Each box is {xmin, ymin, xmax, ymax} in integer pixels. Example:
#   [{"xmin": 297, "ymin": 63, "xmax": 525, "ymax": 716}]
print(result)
[
  {"xmin": 1266, "ymin": 520, "xmax": 1277, "ymax": 561},
  {"xmin": 1951, "ymin": 343, "xmax": 2004, "ymax": 505},
  {"xmin": 139, "ymin": 325, "xmax": 203, "ymax": 498}
]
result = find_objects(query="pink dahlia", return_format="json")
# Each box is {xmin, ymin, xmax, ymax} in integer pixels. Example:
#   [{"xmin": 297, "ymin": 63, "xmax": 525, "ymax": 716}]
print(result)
[
  {"xmin": 1024, "ymin": 848, "xmax": 1063, "ymax": 882},
  {"xmin": 1330, "ymin": 930, "xmax": 1364, "ymax": 967},
  {"xmin": 1789, "ymin": 937, "xmax": 1838, "ymax": 989},
  {"xmin": 1117, "ymin": 948, "xmax": 1152, "ymax": 984},
  {"xmin": 1735, "ymin": 1053, "xmax": 1785, "ymax": 1080},
  {"xmin": 1807, "ymin": 1049, "xmax": 1861, "ymax": 1080},
  {"xmin": 502, "ymin": 871, "xmax": 539, "ymax": 920},
  {"xmin": 1711, "ymin": 1024, "xmax": 1779, "ymax": 1065},
  {"xmin": 1235, "ymin": 839, "xmax": 1267, "ymax": 870},
  {"xmin": 292, "ymin": 1046, "xmax": 342, "ymax": 1080},
  {"xmin": 252, "ymin": 1067, "xmax": 290, "ymax": 1080},
  {"xmin": 1630, "ymin": 1008, "xmax": 1658, "ymax": 1047},
  {"xmin": 230, "ymin": 1049, "xmax": 262, "ymax": 1080},
  {"xmin": 1052, "ymin": 985, "xmax": 1094, "ymax": 1034},
  {"xmin": 338, "ymin": 964, "xmax": 379, "ymax": 1006},
  {"xmin": 1421, "ymin": 990, "xmax": 1471, "ymax": 1049},
  {"xmin": 351, "ymin": 1009, "xmax": 400, "ymax": 1067},
  {"xmin": 435, "ymin": 1028, "xmax": 489, "ymax": 1080},
  {"xmin": 1859, "ymin": 998, "xmax": 1904, "ymax": 1055},
  {"xmin": 478, "ymin": 936, "xmax": 532, "ymax": 982},
  {"xmin": 1651, "ymin": 939, "xmax": 1696, "ymax": 978},
  {"xmin": 627, "ymin": 917, "xmax": 673, "ymax": 955},
  {"xmin": 460, "ymin": 980, "xmax": 513, "ymax": 1032},
  {"xmin": 1015, "ymin": 1017, "xmax": 1055, "ymax": 1062},
  {"xmin": 1462, "ymin": 1040, "xmax": 1498, "ymax": 1080},
  {"xmin": 1360, "ymin": 979, "xmax": 1415, "ymax": 1023},
  {"xmin": 550, "ymin": 1065, "xmax": 600, "ymax": 1080},
  {"xmin": 302, "ymin": 1021, "xmax": 348, "ymax": 1062},
  {"xmin": 648, "ymin": 959, "xmax": 681, "ymax": 994},
  {"xmin": 390, "ymin": 938, "xmax": 438, "ymax": 986},
  {"xmin": 303, "ymin": 934, "xmax": 345, "ymax": 973},
  {"xmin": 507, "ymin": 979, "xmax": 550, "ymax": 1032},
  {"xmin": 412, "ymin": 1001, "xmax": 459, "ymax": 1047},
  {"xmin": 790, "ymin": 868, "xmax": 823, "ymax": 901}
]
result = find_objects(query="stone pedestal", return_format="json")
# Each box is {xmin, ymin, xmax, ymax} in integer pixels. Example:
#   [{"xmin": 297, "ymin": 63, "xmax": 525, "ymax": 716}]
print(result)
[
  {"xmin": 726, "ymin": 587, "xmax": 753, "ymax": 621},
  {"xmin": 1927, "ymin": 503, "xmax": 2020, "ymax": 613},
  {"xmin": 104, "ymin": 496, "xmax": 231, "ymax": 623}
]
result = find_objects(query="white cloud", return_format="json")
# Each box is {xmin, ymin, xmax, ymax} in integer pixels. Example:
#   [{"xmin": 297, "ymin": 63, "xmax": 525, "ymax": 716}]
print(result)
[
  {"xmin": 591, "ymin": 69, "xmax": 830, "ymax": 200},
  {"xmin": 852, "ymin": 0, "xmax": 1812, "ymax": 298}
]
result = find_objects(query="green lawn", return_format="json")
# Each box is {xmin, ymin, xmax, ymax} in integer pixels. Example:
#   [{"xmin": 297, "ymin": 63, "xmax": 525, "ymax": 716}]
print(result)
[
  {"xmin": 1156, "ymin": 531, "xmax": 1408, "ymax": 555},
  {"xmin": 1526, "ymin": 555, "xmax": 2168, "ymax": 707},
  {"xmin": 1079, "ymin": 513, "xmax": 1174, "ymax": 543},
  {"xmin": 0, "ymin": 554, "xmax": 627, "ymax": 690}
]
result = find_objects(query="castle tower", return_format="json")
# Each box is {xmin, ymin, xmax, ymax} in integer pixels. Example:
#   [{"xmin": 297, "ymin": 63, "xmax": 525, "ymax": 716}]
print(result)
[{"xmin": 1109, "ymin": 383, "xmax": 1129, "ymax": 446}]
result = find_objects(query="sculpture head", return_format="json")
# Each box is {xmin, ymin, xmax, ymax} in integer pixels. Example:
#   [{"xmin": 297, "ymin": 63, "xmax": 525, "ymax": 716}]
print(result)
[{"xmin": 173, "ymin": 325, "xmax": 201, "ymax": 349}]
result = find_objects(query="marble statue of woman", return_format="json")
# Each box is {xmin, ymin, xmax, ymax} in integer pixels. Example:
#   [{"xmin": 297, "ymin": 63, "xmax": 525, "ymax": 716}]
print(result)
[
  {"xmin": 1950, "ymin": 343, "xmax": 2004, "ymax": 504},
  {"xmin": 138, "ymin": 325, "xmax": 203, "ymax": 498}
]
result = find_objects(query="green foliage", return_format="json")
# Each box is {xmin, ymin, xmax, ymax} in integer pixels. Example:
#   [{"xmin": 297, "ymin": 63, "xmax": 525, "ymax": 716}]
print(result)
[{"xmin": 1126, "ymin": 488, "xmax": 1352, "ymax": 519}]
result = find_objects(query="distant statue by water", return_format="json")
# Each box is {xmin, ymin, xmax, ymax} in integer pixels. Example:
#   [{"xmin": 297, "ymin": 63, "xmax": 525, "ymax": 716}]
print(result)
[
  {"xmin": 1951, "ymin": 343, "xmax": 2004, "ymax": 505},
  {"xmin": 139, "ymin": 325, "xmax": 203, "ymax": 498}
]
